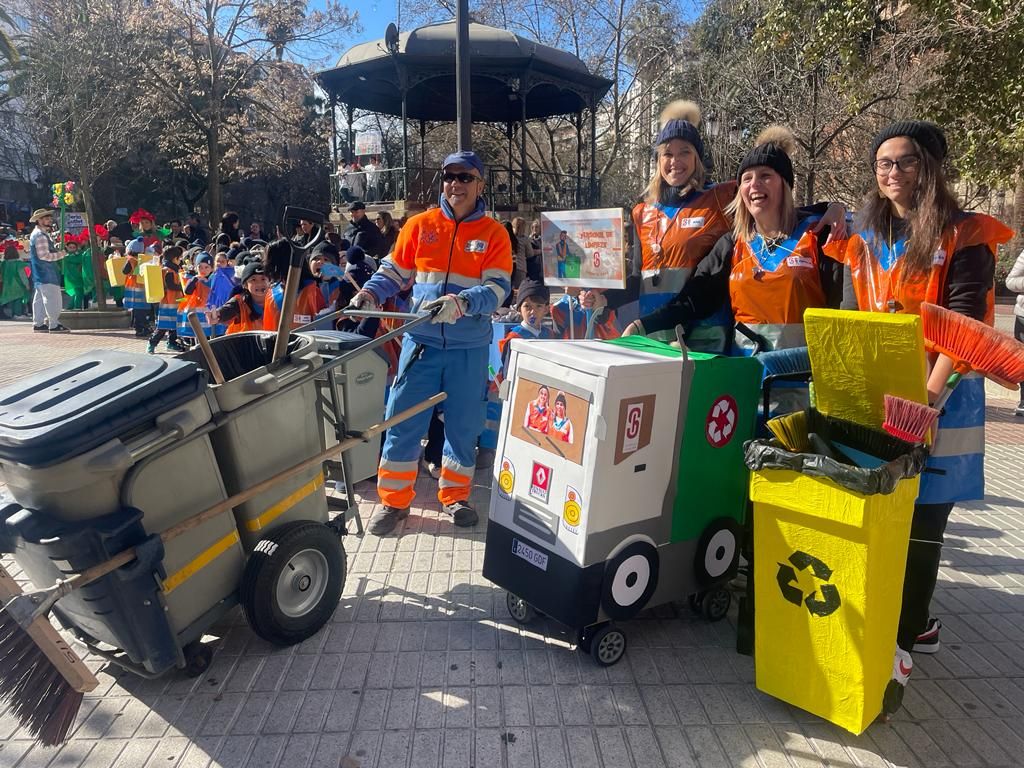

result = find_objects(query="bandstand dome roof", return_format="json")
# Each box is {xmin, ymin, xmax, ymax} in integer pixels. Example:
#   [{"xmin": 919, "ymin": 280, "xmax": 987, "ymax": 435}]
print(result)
[{"xmin": 316, "ymin": 21, "xmax": 613, "ymax": 123}]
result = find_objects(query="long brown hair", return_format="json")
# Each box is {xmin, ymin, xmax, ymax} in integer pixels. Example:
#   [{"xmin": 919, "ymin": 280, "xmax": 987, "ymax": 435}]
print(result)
[{"xmin": 855, "ymin": 137, "xmax": 960, "ymax": 275}]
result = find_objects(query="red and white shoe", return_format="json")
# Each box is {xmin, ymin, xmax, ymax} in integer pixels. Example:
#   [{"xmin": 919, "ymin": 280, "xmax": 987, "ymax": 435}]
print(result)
[
  {"xmin": 882, "ymin": 647, "xmax": 913, "ymax": 716},
  {"xmin": 913, "ymin": 617, "xmax": 941, "ymax": 654}
]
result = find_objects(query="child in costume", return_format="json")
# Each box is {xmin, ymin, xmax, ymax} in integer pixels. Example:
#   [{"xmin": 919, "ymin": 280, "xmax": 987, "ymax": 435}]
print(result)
[
  {"xmin": 1, "ymin": 239, "xmax": 31, "ymax": 319},
  {"xmin": 62, "ymin": 233, "xmax": 94, "ymax": 310},
  {"xmin": 178, "ymin": 253, "xmax": 214, "ymax": 342},
  {"xmin": 498, "ymin": 279, "xmax": 555, "ymax": 374},
  {"xmin": 122, "ymin": 237, "xmax": 153, "ymax": 336},
  {"xmin": 262, "ymin": 237, "xmax": 326, "ymax": 330},
  {"xmin": 130, "ymin": 208, "xmax": 161, "ymax": 250},
  {"xmin": 210, "ymin": 260, "xmax": 269, "ymax": 334},
  {"xmin": 147, "ymin": 245, "xmax": 185, "ymax": 353}
]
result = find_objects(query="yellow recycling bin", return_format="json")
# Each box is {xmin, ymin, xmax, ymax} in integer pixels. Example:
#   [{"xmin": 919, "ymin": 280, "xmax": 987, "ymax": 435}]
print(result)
[{"xmin": 751, "ymin": 466, "xmax": 918, "ymax": 734}]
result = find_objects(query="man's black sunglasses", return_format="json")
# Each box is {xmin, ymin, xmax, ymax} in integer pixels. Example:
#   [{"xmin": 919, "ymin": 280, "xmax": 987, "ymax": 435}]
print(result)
[{"xmin": 443, "ymin": 171, "xmax": 482, "ymax": 184}]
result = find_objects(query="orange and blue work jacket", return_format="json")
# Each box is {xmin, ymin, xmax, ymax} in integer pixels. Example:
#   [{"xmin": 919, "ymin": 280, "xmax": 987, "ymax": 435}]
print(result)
[{"xmin": 361, "ymin": 196, "xmax": 513, "ymax": 349}]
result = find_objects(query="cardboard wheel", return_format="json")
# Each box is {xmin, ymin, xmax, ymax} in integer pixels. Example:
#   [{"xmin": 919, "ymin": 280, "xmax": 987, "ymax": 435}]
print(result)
[
  {"xmin": 694, "ymin": 517, "xmax": 741, "ymax": 587},
  {"xmin": 601, "ymin": 541, "xmax": 659, "ymax": 620}
]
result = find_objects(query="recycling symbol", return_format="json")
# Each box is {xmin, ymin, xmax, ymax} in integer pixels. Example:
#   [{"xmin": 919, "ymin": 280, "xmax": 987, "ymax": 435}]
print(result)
[
  {"xmin": 776, "ymin": 551, "xmax": 841, "ymax": 617},
  {"xmin": 705, "ymin": 395, "xmax": 738, "ymax": 448}
]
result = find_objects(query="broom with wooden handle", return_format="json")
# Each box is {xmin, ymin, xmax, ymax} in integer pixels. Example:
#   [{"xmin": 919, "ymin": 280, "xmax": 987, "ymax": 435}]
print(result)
[{"xmin": 0, "ymin": 390, "xmax": 446, "ymax": 745}]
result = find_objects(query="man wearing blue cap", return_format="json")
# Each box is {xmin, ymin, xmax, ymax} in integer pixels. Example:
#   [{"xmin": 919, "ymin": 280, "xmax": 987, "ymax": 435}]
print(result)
[{"xmin": 350, "ymin": 150, "xmax": 512, "ymax": 534}]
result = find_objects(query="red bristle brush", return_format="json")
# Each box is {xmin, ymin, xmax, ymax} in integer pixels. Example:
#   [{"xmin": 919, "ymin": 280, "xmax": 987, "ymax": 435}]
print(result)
[{"xmin": 883, "ymin": 395, "xmax": 940, "ymax": 442}]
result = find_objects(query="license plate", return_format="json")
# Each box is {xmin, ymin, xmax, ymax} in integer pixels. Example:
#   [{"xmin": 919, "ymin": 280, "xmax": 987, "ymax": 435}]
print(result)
[{"xmin": 511, "ymin": 538, "xmax": 548, "ymax": 571}]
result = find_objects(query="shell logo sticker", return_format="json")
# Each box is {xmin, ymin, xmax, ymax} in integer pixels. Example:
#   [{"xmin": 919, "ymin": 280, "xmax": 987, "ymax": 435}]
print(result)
[
  {"xmin": 562, "ymin": 486, "xmax": 583, "ymax": 532},
  {"xmin": 706, "ymin": 395, "xmax": 738, "ymax": 448},
  {"xmin": 497, "ymin": 458, "xmax": 515, "ymax": 500}
]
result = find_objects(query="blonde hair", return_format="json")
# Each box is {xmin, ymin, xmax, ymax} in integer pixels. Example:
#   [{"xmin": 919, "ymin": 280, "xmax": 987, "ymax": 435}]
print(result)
[
  {"xmin": 643, "ymin": 100, "xmax": 705, "ymax": 204},
  {"xmin": 728, "ymin": 185, "xmax": 797, "ymax": 242},
  {"xmin": 511, "ymin": 216, "xmax": 527, "ymax": 237}
]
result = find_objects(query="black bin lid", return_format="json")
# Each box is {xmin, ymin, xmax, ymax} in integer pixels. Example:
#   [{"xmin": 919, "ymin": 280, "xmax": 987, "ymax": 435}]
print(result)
[
  {"xmin": 0, "ymin": 351, "xmax": 207, "ymax": 466},
  {"xmin": 309, "ymin": 331, "xmax": 373, "ymax": 353}
]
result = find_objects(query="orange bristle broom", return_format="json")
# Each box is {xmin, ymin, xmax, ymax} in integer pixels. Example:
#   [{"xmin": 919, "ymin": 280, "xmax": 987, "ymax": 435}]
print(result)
[
  {"xmin": 920, "ymin": 303, "xmax": 1024, "ymax": 410},
  {"xmin": 921, "ymin": 303, "xmax": 1024, "ymax": 386},
  {"xmin": 883, "ymin": 395, "xmax": 940, "ymax": 442}
]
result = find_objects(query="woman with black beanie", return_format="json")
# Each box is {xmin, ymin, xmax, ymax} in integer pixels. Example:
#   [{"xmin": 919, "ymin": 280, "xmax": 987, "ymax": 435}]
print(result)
[{"xmin": 827, "ymin": 120, "xmax": 1013, "ymax": 707}]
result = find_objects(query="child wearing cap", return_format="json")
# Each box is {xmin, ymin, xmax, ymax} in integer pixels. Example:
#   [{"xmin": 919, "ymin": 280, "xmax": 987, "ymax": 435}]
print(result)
[
  {"xmin": 209, "ymin": 260, "xmax": 270, "ymax": 334},
  {"xmin": 123, "ymin": 237, "xmax": 154, "ymax": 337},
  {"xmin": 147, "ymin": 245, "xmax": 186, "ymax": 353},
  {"xmin": 497, "ymin": 279, "xmax": 555, "ymax": 375},
  {"xmin": 178, "ymin": 253, "xmax": 214, "ymax": 342}
]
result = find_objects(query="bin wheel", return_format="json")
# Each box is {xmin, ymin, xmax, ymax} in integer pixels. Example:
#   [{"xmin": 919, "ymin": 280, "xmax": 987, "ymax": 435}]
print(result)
[
  {"xmin": 182, "ymin": 641, "xmax": 212, "ymax": 678},
  {"xmin": 701, "ymin": 588, "xmax": 731, "ymax": 622},
  {"xmin": 576, "ymin": 626, "xmax": 594, "ymax": 654},
  {"xmin": 688, "ymin": 593, "xmax": 704, "ymax": 614},
  {"xmin": 589, "ymin": 624, "xmax": 627, "ymax": 667},
  {"xmin": 506, "ymin": 593, "xmax": 536, "ymax": 624},
  {"xmin": 241, "ymin": 521, "xmax": 346, "ymax": 646}
]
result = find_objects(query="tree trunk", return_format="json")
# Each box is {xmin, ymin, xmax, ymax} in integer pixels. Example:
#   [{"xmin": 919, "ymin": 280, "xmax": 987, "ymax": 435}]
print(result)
[
  {"xmin": 206, "ymin": 127, "xmax": 222, "ymax": 226},
  {"xmin": 79, "ymin": 171, "xmax": 108, "ymax": 310},
  {"xmin": 1011, "ymin": 162, "xmax": 1024, "ymax": 258}
]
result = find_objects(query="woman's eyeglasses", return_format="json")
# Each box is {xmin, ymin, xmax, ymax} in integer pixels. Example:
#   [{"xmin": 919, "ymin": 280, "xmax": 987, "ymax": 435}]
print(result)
[
  {"xmin": 874, "ymin": 156, "xmax": 921, "ymax": 174},
  {"xmin": 443, "ymin": 172, "xmax": 481, "ymax": 184}
]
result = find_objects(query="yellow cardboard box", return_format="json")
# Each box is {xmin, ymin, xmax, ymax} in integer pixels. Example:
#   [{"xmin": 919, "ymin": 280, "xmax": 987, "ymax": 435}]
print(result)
[
  {"xmin": 105, "ymin": 256, "xmax": 127, "ymax": 287},
  {"xmin": 142, "ymin": 262, "xmax": 164, "ymax": 304}
]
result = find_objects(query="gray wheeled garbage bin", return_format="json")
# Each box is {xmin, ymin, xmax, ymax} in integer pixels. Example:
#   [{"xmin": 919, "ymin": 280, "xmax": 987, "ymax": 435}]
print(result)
[{"xmin": 0, "ymin": 351, "xmax": 245, "ymax": 675}]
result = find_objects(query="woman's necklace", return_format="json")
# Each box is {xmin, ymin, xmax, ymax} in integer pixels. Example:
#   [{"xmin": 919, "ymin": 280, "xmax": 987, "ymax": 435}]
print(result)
[{"xmin": 885, "ymin": 217, "xmax": 907, "ymax": 313}]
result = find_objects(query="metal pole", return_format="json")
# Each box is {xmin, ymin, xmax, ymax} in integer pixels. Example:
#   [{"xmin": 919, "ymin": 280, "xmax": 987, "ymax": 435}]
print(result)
[
  {"xmin": 330, "ymin": 95, "xmax": 339, "ymax": 170},
  {"xmin": 520, "ymin": 79, "xmax": 528, "ymax": 203},
  {"xmin": 455, "ymin": 0, "xmax": 472, "ymax": 150},
  {"xmin": 401, "ymin": 87, "xmax": 409, "ymax": 199},
  {"xmin": 589, "ymin": 101, "xmax": 597, "ymax": 206},
  {"xmin": 347, "ymin": 104, "xmax": 355, "ymax": 162},
  {"xmin": 575, "ymin": 111, "xmax": 583, "ymax": 208}
]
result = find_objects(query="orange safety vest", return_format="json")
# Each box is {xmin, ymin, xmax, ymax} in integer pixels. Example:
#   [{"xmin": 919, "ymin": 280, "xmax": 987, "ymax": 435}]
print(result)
[
  {"xmin": 631, "ymin": 181, "xmax": 736, "ymax": 295},
  {"xmin": 523, "ymin": 402, "xmax": 552, "ymax": 434},
  {"xmin": 225, "ymin": 296, "xmax": 262, "ymax": 334},
  {"xmin": 160, "ymin": 266, "xmax": 184, "ymax": 306},
  {"xmin": 263, "ymin": 280, "xmax": 327, "ymax": 331},
  {"xmin": 826, "ymin": 212, "xmax": 1012, "ymax": 325},
  {"xmin": 729, "ymin": 223, "xmax": 827, "ymax": 351}
]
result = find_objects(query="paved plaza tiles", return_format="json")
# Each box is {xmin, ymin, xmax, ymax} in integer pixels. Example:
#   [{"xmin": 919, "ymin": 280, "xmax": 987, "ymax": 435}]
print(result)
[{"xmin": 1, "ymin": 319, "xmax": 1023, "ymax": 767}]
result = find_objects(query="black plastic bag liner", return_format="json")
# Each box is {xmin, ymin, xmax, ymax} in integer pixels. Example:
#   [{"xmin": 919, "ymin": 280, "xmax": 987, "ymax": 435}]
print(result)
[
  {"xmin": 743, "ymin": 439, "xmax": 928, "ymax": 496},
  {"xmin": 181, "ymin": 332, "xmax": 309, "ymax": 381}
]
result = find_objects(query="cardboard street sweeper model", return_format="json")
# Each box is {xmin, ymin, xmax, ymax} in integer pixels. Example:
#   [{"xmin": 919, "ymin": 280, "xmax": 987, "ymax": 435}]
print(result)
[{"xmin": 482, "ymin": 335, "xmax": 762, "ymax": 665}]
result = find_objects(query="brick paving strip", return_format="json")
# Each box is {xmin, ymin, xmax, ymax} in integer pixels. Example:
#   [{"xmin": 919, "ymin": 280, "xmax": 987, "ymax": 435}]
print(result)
[{"xmin": 1, "ymin": 320, "xmax": 1023, "ymax": 767}]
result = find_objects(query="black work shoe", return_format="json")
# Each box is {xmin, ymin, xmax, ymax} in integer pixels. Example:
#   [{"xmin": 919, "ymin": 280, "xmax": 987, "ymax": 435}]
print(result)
[
  {"xmin": 32, "ymin": 324, "xmax": 48, "ymax": 332},
  {"xmin": 368, "ymin": 505, "xmax": 409, "ymax": 535},
  {"xmin": 442, "ymin": 500, "xmax": 478, "ymax": 527},
  {"xmin": 49, "ymin": 324, "xmax": 70, "ymax": 333}
]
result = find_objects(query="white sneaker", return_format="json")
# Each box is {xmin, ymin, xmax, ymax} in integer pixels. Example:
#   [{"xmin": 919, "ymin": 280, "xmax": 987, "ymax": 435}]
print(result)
[
  {"xmin": 893, "ymin": 647, "xmax": 913, "ymax": 686},
  {"xmin": 419, "ymin": 458, "xmax": 440, "ymax": 479}
]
